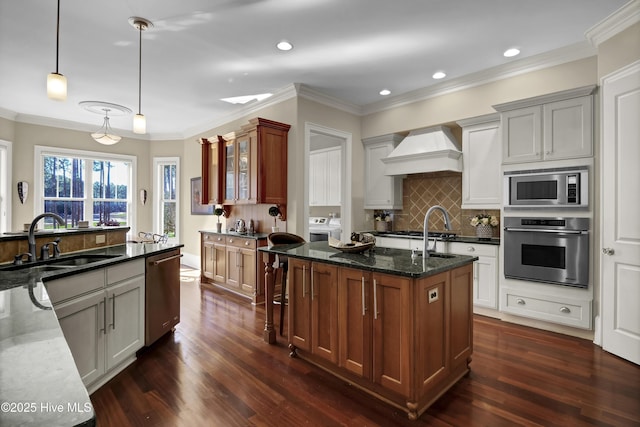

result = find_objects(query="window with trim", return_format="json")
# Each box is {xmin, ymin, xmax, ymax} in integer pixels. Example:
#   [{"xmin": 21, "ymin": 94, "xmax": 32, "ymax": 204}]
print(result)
[
  {"xmin": 153, "ymin": 157, "xmax": 179, "ymax": 243},
  {"xmin": 35, "ymin": 146, "xmax": 135, "ymax": 233}
]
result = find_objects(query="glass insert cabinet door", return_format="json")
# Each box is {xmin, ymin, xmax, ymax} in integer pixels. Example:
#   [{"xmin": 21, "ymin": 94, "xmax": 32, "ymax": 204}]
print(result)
[
  {"xmin": 225, "ymin": 141, "xmax": 235, "ymax": 201},
  {"xmin": 237, "ymin": 138, "xmax": 249, "ymax": 201}
]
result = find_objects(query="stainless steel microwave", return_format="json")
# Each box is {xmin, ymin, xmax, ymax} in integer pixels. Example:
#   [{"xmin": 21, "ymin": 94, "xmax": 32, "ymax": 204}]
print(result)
[{"xmin": 504, "ymin": 166, "xmax": 589, "ymax": 209}]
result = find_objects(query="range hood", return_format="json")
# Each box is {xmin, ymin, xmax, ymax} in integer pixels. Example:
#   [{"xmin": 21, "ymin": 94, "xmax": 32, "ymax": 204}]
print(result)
[{"xmin": 381, "ymin": 125, "xmax": 462, "ymax": 175}]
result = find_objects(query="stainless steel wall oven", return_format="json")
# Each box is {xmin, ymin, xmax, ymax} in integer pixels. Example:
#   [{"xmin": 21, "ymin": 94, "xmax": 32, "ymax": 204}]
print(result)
[{"xmin": 504, "ymin": 217, "xmax": 589, "ymax": 288}]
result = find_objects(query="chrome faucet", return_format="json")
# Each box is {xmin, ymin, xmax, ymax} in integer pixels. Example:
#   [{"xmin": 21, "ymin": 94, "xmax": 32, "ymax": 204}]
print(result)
[
  {"xmin": 422, "ymin": 205, "xmax": 452, "ymax": 259},
  {"xmin": 27, "ymin": 213, "xmax": 64, "ymax": 262}
]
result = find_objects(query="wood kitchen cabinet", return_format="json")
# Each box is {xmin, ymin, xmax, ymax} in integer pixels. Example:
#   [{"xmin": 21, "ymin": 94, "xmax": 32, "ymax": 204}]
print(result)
[
  {"xmin": 47, "ymin": 259, "xmax": 145, "ymax": 393},
  {"xmin": 494, "ymin": 86, "xmax": 595, "ymax": 164},
  {"xmin": 199, "ymin": 136, "xmax": 224, "ymax": 205},
  {"xmin": 200, "ymin": 232, "xmax": 266, "ymax": 303},
  {"xmin": 363, "ymin": 134, "xmax": 404, "ymax": 210},
  {"xmin": 288, "ymin": 258, "xmax": 339, "ymax": 363},
  {"xmin": 211, "ymin": 117, "xmax": 289, "ymax": 208},
  {"xmin": 291, "ymin": 260, "xmax": 473, "ymax": 419}
]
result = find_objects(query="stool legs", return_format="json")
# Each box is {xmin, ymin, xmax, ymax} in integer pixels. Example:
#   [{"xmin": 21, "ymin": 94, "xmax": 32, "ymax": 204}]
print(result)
[{"xmin": 279, "ymin": 263, "xmax": 288, "ymax": 336}]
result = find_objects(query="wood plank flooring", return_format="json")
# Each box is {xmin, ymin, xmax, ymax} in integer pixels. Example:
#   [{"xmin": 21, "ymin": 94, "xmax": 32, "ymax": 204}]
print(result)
[{"xmin": 90, "ymin": 267, "xmax": 640, "ymax": 426}]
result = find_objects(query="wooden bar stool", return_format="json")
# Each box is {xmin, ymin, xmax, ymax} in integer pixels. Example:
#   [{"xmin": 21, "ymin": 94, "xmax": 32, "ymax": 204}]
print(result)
[{"xmin": 267, "ymin": 232, "xmax": 305, "ymax": 336}]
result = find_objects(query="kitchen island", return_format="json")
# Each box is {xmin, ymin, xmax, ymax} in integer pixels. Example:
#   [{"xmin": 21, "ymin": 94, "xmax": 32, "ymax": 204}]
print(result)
[
  {"xmin": 0, "ymin": 242, "xmax": 183, "ymax": 427},
  {"xmin": 259, "ymin": 241, "xmax": 477, "ymax": 420}
]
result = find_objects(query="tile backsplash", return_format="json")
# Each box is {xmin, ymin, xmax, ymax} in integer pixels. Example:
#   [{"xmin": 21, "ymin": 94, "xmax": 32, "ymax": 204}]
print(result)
[{"xmin": 384, "ymin": 172, "xmax": 500, "ymax": 238}]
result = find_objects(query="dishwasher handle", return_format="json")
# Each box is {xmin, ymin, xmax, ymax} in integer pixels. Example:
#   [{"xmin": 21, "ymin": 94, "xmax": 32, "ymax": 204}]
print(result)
[{"xmin": 150, "ymin": 253, "xmax": 183, "ymax": 266}]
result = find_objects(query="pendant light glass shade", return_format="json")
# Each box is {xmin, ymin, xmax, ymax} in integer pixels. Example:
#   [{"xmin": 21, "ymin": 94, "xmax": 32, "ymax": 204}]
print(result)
[
  {"xmin": 91, "ymin": 109, "xmax": 121, "ymax": 145},
  {"xmin": 47, "ymin": 72, "xmax": 67, "ymax": 101},
  {"xmin": 47, "ymin": 0, "xmax": 66, "ymax": 101},
  {"xmin": 130, "ymin": 17, "xmax": 152, "ymax": 135},
  {"xmin": 133, "ymin": 113, "xmax": 146, "ymax": 134}
]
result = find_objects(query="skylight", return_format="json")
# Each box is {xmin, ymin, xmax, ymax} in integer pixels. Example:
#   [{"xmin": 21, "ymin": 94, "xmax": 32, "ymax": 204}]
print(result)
[{"xmin": 220, "ymin": 93, "xmax": 273, "ymax": 105}]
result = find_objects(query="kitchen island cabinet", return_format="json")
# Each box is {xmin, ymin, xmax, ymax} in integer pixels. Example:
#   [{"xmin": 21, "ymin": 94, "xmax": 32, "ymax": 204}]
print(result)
[{"xmin": 259, "ymin": 242, "xmax": 476, "ymax": 420}]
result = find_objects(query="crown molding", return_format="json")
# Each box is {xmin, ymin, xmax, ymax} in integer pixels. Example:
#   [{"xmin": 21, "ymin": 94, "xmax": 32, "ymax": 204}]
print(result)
[
  {"xmin": 295, "ymin": 84, "xmax": 363, "ymax": 116},
  {"xmin": 361, "ymin": 41, "xmax": 597, "ymax": 116},
  {"xmin": 0, "ymin": 107, "xmax": 18, "ymax": 121},
  {"xmin": 586, "ymin": 0, "xmax": 640, "ymax": 47}
]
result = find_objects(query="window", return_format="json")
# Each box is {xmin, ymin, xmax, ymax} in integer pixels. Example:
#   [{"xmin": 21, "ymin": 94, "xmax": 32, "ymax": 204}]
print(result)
[
  {"xmin": 0, "ymin": 140, "xmax": 11, "ymax": 233},
  {"xmin": 153, "ymin": 157, "xmax": 179, "ymax": 243},
  {"xmin": 35, "ymin": 146, "xmax": 136, "ymax": 234}
]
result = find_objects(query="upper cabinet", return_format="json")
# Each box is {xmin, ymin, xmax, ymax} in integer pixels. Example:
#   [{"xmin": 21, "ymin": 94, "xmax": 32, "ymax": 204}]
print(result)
[
  {"xmin": 457, "ymin": 114, "xmax": 501, "ymax": 209},
  {"xmin": 309, "ymin": 147, "xmax": 341, "ymax": 206},
  {"xmin": 199, "ymin": 136, "xmax": 224, "ymax": 205},
  {"xmin": 201, "ymin": 117, "xmax": 290, "ymax": 211},
  {"xmin": 363, "ymin": 134, "xmax": 404, "ymax": 210},
  {"xmin": 494, "ymin": 85, "xmax": 595, "ymax": 164}
]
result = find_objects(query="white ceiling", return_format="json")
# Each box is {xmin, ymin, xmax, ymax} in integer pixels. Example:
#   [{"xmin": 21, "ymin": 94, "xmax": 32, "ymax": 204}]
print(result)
[{"xmin": 0, "ymin": 0, "xmax": 629, "ymax": 140}]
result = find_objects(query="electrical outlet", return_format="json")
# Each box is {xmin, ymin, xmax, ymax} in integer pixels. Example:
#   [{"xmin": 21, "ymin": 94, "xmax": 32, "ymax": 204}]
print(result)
[
  {"xmin": 428, "ymin": 287, "xmax": 439, "ymax": 303},
  {"xmin": 96, "ymin": 234, "xmax": 106, "ymax": 244}
]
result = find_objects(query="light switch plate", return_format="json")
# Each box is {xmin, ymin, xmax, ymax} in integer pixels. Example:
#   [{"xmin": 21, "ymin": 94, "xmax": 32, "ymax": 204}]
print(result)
[
  {"xmin": 96, "ymin": 234, "xmax": 106, "ymax": 244},
  {"xmin": 428, "ymin": 287, "xmax": 439, "ymax": 303}
]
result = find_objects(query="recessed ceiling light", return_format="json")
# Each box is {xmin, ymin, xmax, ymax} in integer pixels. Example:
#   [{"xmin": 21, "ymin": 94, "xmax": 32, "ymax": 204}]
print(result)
[
  {"xmin": 220, "ymin": 93, "xmax": 273, "ymax": 105},
  {"xmin": 276, "ymin": 40, "xmax": 293, "ymax": 51},
  {"xmin": 432, "ymin": 71, "xmax": 446, "ymax": 80},
  {"xmin": 379, "ymin": 89, "xmax": 391, "ymax": 96},
  {"xmin": 504, "ymin": 48, "xmax": 520, "ymax": 57}
]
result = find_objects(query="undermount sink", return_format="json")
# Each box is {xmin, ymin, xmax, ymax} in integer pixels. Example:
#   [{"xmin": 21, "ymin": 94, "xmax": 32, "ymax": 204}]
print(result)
[
  {"xmin": 1, "ymin": 254, "xmax": 119, "ymax": 271},
  {"xmin": 427, "ymin": 253, "xmax": 456, "ymax": 259}
]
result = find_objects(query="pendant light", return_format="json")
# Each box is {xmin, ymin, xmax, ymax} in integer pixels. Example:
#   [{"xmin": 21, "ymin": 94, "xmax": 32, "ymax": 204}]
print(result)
[
  {"xmin": 129, "ymin": 17, "xmax": 152, "ymax": 134},
  {"xmin": 91, "ymin": 108, "xmax": 121, "ymax": 145},
  {"xmin": 47, "ymin": 0, "xmax": 67, "ymax": 101}
]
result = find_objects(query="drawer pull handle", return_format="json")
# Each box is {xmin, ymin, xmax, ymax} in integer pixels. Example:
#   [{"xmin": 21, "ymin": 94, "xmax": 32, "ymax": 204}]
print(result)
[
  {"xmin": 559, "ymin": 306, "xmax": 571, "ymax": 314},
  {"xmin": 245, "ymin": 241, "xmax": 250, "ymax": 246},
  {"xmin": 516, "ymin": 298, "xmax": 525, "ymax": 305},
  {"xmin": 229, "ymin": 239, "xmax": 233, "ymax": 243}
]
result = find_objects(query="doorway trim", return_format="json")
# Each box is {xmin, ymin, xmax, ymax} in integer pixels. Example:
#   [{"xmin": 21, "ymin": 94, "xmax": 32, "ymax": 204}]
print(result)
[{"xmin": 304, "ymin": 122, "xmax": 352, "ymax": 241}]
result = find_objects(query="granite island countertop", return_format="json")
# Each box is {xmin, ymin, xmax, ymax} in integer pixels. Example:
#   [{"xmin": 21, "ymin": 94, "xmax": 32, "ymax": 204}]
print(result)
[
  {"xmin": 0, "ymin": 242, "xmax": 183, "ymax": 427},
  {"xmin": 259, "ymin": 241, "xmax": 478, "ymax": 278},
  {"xmin": 198, "ymin": 229, "xmax": 270, "ymax": 240}
]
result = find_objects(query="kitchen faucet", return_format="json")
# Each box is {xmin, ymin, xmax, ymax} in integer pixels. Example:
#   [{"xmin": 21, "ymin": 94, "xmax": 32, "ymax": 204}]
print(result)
[
  {"xmin": 422, "ymin": 205, "xmax": 452, "ymax": 259},
  {"xmin": 27, "ymin": 213, "xmax": 64, "ymax": 262}
]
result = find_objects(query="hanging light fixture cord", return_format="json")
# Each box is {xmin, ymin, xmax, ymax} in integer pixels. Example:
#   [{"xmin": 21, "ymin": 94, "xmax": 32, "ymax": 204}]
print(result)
[
  {"xmin": 55, "ymin": 0, "xmax": 60, "ymax": 74},
  {"xmin": 137, "ymin": 23, "xmax": 142, "ymax": 115}
]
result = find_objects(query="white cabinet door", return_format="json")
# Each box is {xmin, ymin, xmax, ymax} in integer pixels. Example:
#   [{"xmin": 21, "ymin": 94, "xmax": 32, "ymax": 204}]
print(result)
[
  {"xmin": 326, "ymin": 148, "xmax": 342, "ymax": 206},
  {"xmin": 459, "ymin": 115, "xmax": 501, "ymax": 208},
  {"xmin": 447, "ymin": 242, "xmax": 498, "ymax": 310},
  {"xmin": 55, "ymin": 291, "xmax": 106, "ymax": 386},
  {"xmin": 106, "ymin": 275, "xmax": 145, "ymax": 371},
  {"xmin": 543, "ymin": 96, "xmax": 593, "ymax": 160},
  {"xmin": 601, "ymin": 62, "xmax": 640, "ymax": 365},
  {"xmin": 309, "ymin": 150, "xmax": 327, "ymax": 206},
  {"xmin": 501, "ymin": 106, "xmax": 542, "ymax": 164},
  {"xmin": 363, "ymin": 135, "xmax": 403, "ymax": 209}
]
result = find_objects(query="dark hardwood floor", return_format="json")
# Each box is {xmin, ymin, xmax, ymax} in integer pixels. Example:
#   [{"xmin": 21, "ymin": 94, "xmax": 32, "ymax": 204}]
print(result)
[{"xmin": 90, "ymin": 267, "xmax": 640, "ymax": 426}]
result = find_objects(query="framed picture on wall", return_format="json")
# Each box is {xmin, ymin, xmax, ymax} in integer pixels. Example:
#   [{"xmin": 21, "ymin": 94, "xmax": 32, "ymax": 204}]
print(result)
[{"xmin": 191, "ymin": 177, "xmax": 213, "ymax": 215}]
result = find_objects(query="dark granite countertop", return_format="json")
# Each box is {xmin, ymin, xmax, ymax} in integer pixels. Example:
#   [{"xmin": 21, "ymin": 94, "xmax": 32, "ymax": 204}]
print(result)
[
  {"xmin": 368, "ymin": 231, "xmax": 500, "ymax": 246},
  {"xmin": 199, "ymin": 230, "xmax": 270, "ymax": 240},
  {"xmin": 259, "ymin": 241, "xmax": 477, "ymax": 278},
  {"xmin": 0, "ymin": 226, "xmax": 130, "ymax": 242},
  {"xmin": 0, "ymin": 242, "xmax": 183, "ymax": 427}
]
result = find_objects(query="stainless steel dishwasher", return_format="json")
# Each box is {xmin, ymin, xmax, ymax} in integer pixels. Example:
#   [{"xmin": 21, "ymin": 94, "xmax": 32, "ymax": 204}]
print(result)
[{"xmin": 145, "ymin": 249, "xmax": 182, "ymax": 346}]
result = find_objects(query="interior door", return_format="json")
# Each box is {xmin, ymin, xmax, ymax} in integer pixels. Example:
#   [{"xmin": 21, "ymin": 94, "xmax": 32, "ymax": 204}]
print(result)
[{"xmin": 601, "ymin": 61, "xmax": 640, "ymax": 365}]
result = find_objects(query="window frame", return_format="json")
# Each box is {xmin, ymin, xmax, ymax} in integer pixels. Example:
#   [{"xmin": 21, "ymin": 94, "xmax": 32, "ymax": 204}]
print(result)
[
  {"xmin": 0, "ymin": 140, "xmax": 12, "ymax": 234},
  {"xmin": 34, "ymin": 145, "xmax": 137, "ymax": 237},
  {"xmin": 152, "ymin": 156, "xmax": 180, "ymax": 244}
]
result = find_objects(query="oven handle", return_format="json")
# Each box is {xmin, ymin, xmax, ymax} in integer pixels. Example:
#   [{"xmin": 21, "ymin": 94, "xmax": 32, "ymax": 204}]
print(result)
[{"xmin": 504, "ymin": 227, "xmax": 588, "ymax": 235}]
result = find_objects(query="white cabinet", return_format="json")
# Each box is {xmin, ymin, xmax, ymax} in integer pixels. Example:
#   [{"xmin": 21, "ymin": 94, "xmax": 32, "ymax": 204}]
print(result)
[
  {"xmin": 47, "ymin": 259, "xmax": 145, "ymax": 391},
  {"xmin": 494, "ymin": 86, "xmax": 595, "ymax": 164},
  {"xmin": 457, "ymin": 114, "xmax": 501, "ymax": 209},
  {"xmin": 309, "ymin": 147, "xmax": 341, "ymax": 206},
  {"xmin": 447, "ymin": 241, "xmax": 498, "ymax": 310},
  {"xmin": 363, "ymin": 134, "xmax": 404, "ymax": 210}
]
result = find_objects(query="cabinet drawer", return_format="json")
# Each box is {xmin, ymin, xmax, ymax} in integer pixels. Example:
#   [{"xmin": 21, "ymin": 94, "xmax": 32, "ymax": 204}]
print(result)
[
  {"xmin": 203, "ymin": 233, "xmax": 225, "ymax": 243},
  {"xmin": 46, "ymin": 269, "xmax": 105, "ymax": 305},
  {"xmin": 501, "ymin": 288, "xmax": 591, "ymax": 329},
  {"xmin": 447, "ymin": 241, "xmax": 497, "ymax": 258},
  {"xmin": 226, "ymin": 236, "xmax": 256, "ymax": 249},
  {"xmin": 107, "ymin": 258, "xmax": 145, "ymax": 285}
]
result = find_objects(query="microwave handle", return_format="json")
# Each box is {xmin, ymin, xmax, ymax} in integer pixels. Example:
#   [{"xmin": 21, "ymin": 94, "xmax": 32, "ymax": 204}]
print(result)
[{"xmin": 504, "ymin": 227, "xmax": 588, "ymax": 235}]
